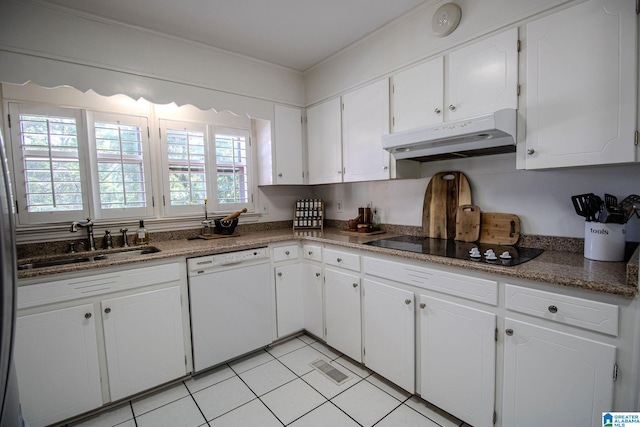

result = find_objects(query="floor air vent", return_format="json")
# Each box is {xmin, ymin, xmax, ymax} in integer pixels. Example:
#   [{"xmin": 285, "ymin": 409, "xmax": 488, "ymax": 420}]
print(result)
[{"xmin": 309, "ymin": 359, "xmax": 351, "ymax": 385}]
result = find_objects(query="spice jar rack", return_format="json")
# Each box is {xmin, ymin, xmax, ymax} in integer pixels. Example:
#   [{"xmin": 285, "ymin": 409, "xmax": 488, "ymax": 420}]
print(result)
[{"xmin": 293, "ymin": 199, "xmax": 324, "ymax": 230}]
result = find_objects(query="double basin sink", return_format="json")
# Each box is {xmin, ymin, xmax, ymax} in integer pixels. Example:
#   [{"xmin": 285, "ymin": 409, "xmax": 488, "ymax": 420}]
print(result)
[{"xmin": 18, "ymin": 246, "xmax": 161, "ymax": 270}]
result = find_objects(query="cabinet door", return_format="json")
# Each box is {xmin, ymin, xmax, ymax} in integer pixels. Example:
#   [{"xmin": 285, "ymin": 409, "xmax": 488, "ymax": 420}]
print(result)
[
  {"xmin": 447, "ymin": 28, "xmax": 518, "ymax": 120},
  {"xmin": 102, "ymin": 287, "xmax": 186, "ymax": 401},
  {"xmin": 275, "ymin": 264, "xmax": 304, "ymax": 338},
  {"xmin": 274, "ymin": 105, "xmax": 304, "ymax": 184},
  {"xmin": 307, "ymin": 98, "xmax": 343, "ymax": 184},
  {"xmin": 502, "ymin": 318, "xmax": 616, "ymax": 427},
  {"xmin": 15, "ymin": 304, "xmax": 102, "ymax": 427},
  {"xmin": 419, "ymin": 295, "xmax": 495, "ymax": 427},
  {"xmin": 303, "ymin": 263, "xmax": 324, "ymax": 339},
  {"xmin": 525, "ymin": 0, "xmax": 636, "ymax": 169},
  {"xmin": 392, "ymin": 57, "xmax": 444, "ymax": 132},
  {"xmin": 324, "ymin": 268, "xmax": 362, "ymax": 362},
  {"xmin": 363, "ymin": 279, "xmax": 415, "ymax": 393},
  {"xmin": 342, "ymin": 79, "xmax": 390, "ymax": 182}
]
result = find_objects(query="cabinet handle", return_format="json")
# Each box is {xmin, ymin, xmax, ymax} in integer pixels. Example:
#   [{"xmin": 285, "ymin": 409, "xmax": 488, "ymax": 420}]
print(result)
[
  {"xmin": 277, "ymin": 272, "xmax": 283, "ymax": 277},
  {"xmin": 285, "ymin": 250, "xmax": 290, "ymax": 255},
  {"xmin": 336, "ymin": 257, "xmax": 342, "ymax": 262},
  {"xmin": 352, "ymin": 283, "xmax": 358, "ymax": 288},
  {"xmin": 315, "ymin": 272, "xmax": 321, "ymax": 277},
  {"xmin": 419, "ymin": 303, "xmax": 426, "ymax": 309},
  {"xmin": 308, "ymin": 251, "xmax": 313, "ymax": 255},
  {"xmin": 104, "ymin": 307, "xmax": 111, "ymax": 314},
  {"xmin": 448, "ymin": 104, "xmax": 456, "ymax": 111},
  {"xmin": 548, "ymin": 305, "xmax": 558, "ymax": 314},
  {"xmin": 434, "ymin": 108, "xmax": 441, "ymax": 114},
  {"xmin": 84, "ymin": 312, "xmax": 92, "ymax": 319},
  {"xmin": 383, "ymin": 166, "xmax": 388, "ymax": 171},
  {"xmin": 405, "ymin": 299, "xmax": 411, "ymax": 305},
  {"xmin": 527, "ymin": 148, "xmax": 535, "ymax": 155},
  {"xmin": 278, "ymin": 173, "xmax": 283, "ymax": 177},
  {"xmin": 505, "ymin": 329, "xmax": 514, "ymax": 336}
]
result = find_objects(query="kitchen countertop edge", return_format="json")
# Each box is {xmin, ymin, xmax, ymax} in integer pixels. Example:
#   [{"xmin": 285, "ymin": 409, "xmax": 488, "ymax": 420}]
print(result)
[{"xmin": 17, "ymin": 228, "xmax": 638, "ymax": 298}]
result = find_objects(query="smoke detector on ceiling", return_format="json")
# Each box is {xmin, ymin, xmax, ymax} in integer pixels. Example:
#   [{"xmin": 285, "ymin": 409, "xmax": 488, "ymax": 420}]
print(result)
[{"xmin": 431, "ymin": 3, "xmax": 462, "ymax": 37}]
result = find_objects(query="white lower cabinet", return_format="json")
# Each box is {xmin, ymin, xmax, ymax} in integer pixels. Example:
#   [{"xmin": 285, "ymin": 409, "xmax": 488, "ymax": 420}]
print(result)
[
  {"xmin": 302, "ymin": 263, "xmax": 324, "ymax": 338},
  {"xmin": 419, "ymin": 295, "xmax": 496, "ymax": 427},
  {"xmin": 324, "ymin": 268, "xmax": 362, "ymax": 362},
  {"xmin": 15, "ymin": 304, "xmax": 102, "ymax": 427},
  {"xmin": 275, "ymin": 263, "xmax": 305, "ymax": 338},
  {"xmin": 363, "ymin": 279, "xmax": 415, "ymax": 393},
  {"xmin": 102, "ymin": 287, "xmax": 186, "ymax": 401},
  {"xmin": 502, "ymin": 318, "xmax": 616, "ymax": 427},
  {"xmin": 16, "ymin": 260, "xmax": 189, "ymax": 427}
]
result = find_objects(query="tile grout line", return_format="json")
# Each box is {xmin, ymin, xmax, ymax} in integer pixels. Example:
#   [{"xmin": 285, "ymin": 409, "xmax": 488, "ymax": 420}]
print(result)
[
  {"xmin": 129, "ymin": 401, "xmax": 139, "ymax": 427},
  {"xmin": 370, "ymin": 399, "xmax": 405, "ymax": 427}
]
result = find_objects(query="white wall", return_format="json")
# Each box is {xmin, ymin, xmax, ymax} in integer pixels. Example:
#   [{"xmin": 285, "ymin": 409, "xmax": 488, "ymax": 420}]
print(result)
[
  {"xmin": 0, "ymin": 0, "xmax": 305, "ymax": 115},
  {"xmin": 313, "ymin": 154, "xmax": 640, "ymax": 240}
]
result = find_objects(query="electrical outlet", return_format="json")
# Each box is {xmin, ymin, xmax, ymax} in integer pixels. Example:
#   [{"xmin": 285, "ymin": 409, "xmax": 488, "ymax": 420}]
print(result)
[
  {"xmin": 261, "ymin": 203, "xmax": 268, "ymax": 215},
  {"xmin": 337, "ymin": 200, "xmax": 343, "ymax": 213}
]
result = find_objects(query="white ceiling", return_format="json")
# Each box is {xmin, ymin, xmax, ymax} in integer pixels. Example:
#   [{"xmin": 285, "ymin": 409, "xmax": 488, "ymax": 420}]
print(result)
[{"xmin": 42, "ymin": 0, "xmax": 428, "ymax": 71}]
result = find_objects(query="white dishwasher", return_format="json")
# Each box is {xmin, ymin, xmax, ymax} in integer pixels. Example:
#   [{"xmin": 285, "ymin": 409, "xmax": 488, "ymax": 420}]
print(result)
[{"xmin": 187, "ymin": 248, "xmax": 272, "ymax": 373}]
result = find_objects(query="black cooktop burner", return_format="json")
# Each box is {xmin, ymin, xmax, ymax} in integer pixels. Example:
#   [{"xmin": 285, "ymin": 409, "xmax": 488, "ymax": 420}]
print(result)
[{"xmin": 364, "ymin": 235, "xmax": 543, "ymax": 266}]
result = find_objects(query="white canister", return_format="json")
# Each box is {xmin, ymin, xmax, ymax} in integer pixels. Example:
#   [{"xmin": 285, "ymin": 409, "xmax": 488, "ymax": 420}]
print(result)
[{"xmin": 584, "ymin": 222, "xmax": 626, "ymax": 262}]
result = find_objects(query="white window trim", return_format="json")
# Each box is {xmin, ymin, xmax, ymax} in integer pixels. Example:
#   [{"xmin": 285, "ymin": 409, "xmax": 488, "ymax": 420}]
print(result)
[
  {"xmin": 208, "ymin": 126, "xmax": 253, "ymax": 213},
  {"xmin": 8, "ymin": 102, "xmax": 91, "ymax": 225},
  {"xmin": 86, "ymin": 111, "xmax": 155, "ymax": 220}
]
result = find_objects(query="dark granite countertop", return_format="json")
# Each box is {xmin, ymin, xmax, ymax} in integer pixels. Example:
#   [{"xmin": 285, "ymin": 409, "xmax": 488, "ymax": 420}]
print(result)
[{"xmin": 17, "ymin": 228, "xmax": 638, "ymax": 298}]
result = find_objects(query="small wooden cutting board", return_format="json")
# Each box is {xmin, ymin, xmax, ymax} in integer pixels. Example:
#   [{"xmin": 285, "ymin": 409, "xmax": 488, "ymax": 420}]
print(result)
[
  {"xmin": 478, "ymin": 213, "xmax": 520, "ymax": 245},
  {"xmin": 422, "ymin": 172, "xmax": 472, "ymax": 239},
  {"xmin": 455, "ymin": 205, "xmax": 481, "ymax": 242}
]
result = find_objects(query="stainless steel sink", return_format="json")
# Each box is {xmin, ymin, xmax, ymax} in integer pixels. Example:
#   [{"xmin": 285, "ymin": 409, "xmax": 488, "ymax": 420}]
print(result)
[{"xmin": 18, "ymin": 246, "xmax": 161, "ymax": 270}]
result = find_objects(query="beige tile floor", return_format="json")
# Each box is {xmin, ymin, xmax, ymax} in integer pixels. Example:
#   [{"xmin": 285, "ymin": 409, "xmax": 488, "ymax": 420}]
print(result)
[{"xmin": 67, "ymin": 334, "xmax": 471, "ymax": 427}]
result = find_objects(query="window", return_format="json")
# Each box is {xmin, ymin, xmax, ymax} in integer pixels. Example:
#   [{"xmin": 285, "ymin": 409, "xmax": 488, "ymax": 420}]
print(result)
[
  {"xmin": 160, "ymin": 120, "xmax": 253, "ymax": 216},
  {"xmin": 213, "ymin": 129, "xmax": 251, "ymax": 210},
  {"xmin": 8, "ymin": 103, "xmax": 154, "ymax": 225},
  {"xmin": 87, "ymin": 112, "xmax": 154, "ymax": 219},
  {"xmin": 9, "ymin": 103, "xmax": 89, "ymax": 224}
]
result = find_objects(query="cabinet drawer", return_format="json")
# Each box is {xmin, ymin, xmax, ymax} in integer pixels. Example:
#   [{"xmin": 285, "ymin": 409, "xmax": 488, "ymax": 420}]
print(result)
[
  {"xmin": 302, "ymin": 244, "xmax": 322, "ymax": 262},
  {"xmin": 363, "ymin": 256, "xmax": 497, "ymax": 306},
  {"xmin": 272, "ymin": 244, "xmax": 299, "ymax": 262},
  {"xmin": 505, "ymin": 284, "xmax": 619, "ymax": 336},
  {"xmin": 18, "ymin": 262, "xmax": 182, "ymax": 309},
  {"xmin": 324, "ymin": 248, "xmax": 360, "ymax": 272}
]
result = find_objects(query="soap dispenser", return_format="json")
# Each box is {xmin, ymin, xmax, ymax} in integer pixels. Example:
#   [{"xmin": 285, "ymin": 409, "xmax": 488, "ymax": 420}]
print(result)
[{"xmin": 136, "ymin": 220, "xmax": 149, "ymax": 245}]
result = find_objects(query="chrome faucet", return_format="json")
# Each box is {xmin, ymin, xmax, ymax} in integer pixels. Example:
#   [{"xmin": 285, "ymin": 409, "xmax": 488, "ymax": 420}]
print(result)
[{"xmin": 70, "ymin": 218, "xmax": 96, "ymax": 251}]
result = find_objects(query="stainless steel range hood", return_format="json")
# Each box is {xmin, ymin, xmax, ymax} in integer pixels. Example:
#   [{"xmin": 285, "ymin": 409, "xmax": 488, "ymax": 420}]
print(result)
[{"xmin": 382, "ymin": 109, "xmax": 517, "ymax": 162}]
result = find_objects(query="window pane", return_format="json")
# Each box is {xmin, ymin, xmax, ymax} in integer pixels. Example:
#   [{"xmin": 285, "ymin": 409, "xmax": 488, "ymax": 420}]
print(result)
[
  {"xmin": 94, "ymin": 120, "xmax": 147, "ymax": 210},
  {"xmin": 214, "ymin": 134, "xmax": 248, "ymax": 204},
  {"xmin": 19, "ymin": 113, "xmax": 83, "ymax": 213},
  {"xmin": 166, "ymin": 127, "xmax": 206, "ymax": 206}
]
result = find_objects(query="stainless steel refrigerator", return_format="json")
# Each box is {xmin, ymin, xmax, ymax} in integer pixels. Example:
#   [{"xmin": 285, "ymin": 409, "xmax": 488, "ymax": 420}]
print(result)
[{"xmin": 0, "ymin": 128, "xmax": 25, "ymax": 427}]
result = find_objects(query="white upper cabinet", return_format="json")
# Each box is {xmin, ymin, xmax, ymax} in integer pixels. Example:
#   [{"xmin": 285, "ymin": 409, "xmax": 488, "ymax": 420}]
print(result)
[
  {"xmin": 273, "ymin": 105, "xmax": 305, "ymax": 184},
  {"xmin": 342, "ymin": 79, "xmax": 391, "ymax": 182},
  {"xmin": 447, "ymin": 28, "xmax": 519, "ymax": 120},
  {"xmin": 391, "ymin": 29, "xmax": 518, "ymax": 133},
  {"xmin": 524, "ymin": 0, "xmax": 637, "ymax": 169},
  {"xmin": 307, "ymin": 97, "xmax": 343, "ymax": 185},
  {"xmin": 392, "ymin": 57, "xmax": 444, "ymax": 132}
]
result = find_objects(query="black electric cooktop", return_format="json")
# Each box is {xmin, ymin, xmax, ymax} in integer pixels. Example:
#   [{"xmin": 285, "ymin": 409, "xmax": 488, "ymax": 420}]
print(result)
[{"xmin": 363, "ymin": 235, "xmax": 544, "ymax": 267}]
